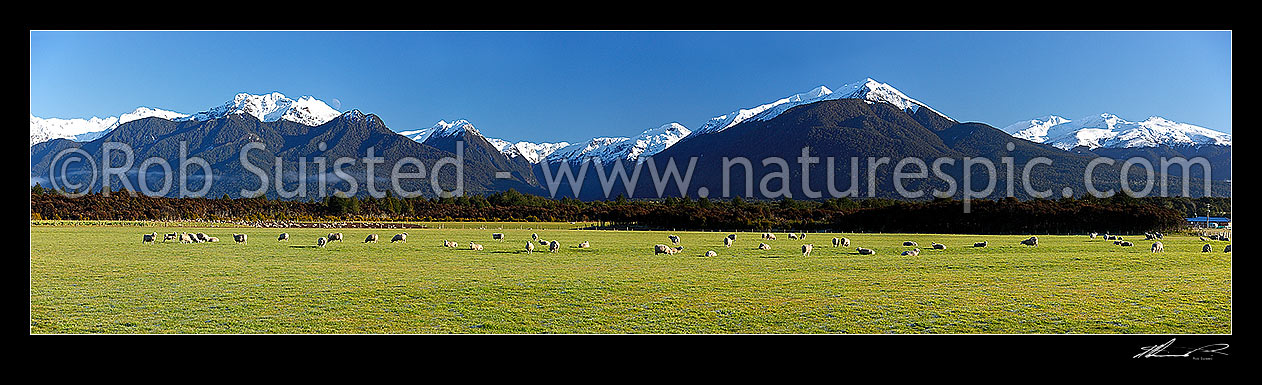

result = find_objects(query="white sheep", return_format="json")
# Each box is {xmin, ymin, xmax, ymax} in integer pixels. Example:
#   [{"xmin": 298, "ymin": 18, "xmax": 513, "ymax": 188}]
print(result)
[
  {"xmin": 549, "ymin": 240, "xmax": 560, "ymax": 253},
  {"xmin": 364, "ymin": 234, "xmax": 378, "ymax": 243},
  {"xmin": 1151, "ymin": 242, "xmax": 1164, "ymax": 253},
  {"xmin": 1090, "ymin": 232, "xmax": 1097, "ymax": 239},
  {"xmin": 196, "ymin": 233, "xmax": 209, "ymax": 242},
  {"xmin": 233, "ymin": 234, "xmax": 247, "ymax": 244},
  {"xmin": 492, "ymin": 233, "xmax": 505, "ymax": 241},
  {"xmin": 901, "ymin": 248, "xmax": 921, "ymax": 257},
  {"xmin": 840, "ymin": 237, "xmax": 851, "ymax": 247},
  {"xmin": 164, "ymin": 232, "xmax": 178, "ymax": 242},
  {"xmin": 391, "ymin": 233, "xmax": 408, "ymax": 243},
  {"xmin": 328, "ymin": 232, "xmax": 343, "ymax": 242},
  {"xmin": 1119, "ymin": 241, "xmax": 1134, "ymax": 247},
  {"xmin": 758, "ymin": 243, "xmax": 771, "ymax": 250},
  {"xmin": 278, "ymin": 233, "xmax": 290, "ymax": 242},
  {"xmin": 931, "ymin": 242, "xmax": 945, "ymax": 250},
  {"xmin": 788, "ymin": 233, "xmax": 799, "ymax": 240},
  {"xmin": 179, "ymin": 233, "xmax": 193, "ymax": 243},
  {"xmin": 727, "ymin": 234, "xmax": 737, "ymax": 241},
  {"xmin": 704, "ymin": 250, "xmax": 717, "ymax": 257},
  {"xmin": 578, "ymin": 241, "xmax": 590, "ymax": 248},
  {"xmin": 142, "ymin": 232, "xmax": 156, "ymax": 243},
  {"xmin": 801, "ymin": 244, "xmax": 813, "ymax": 257},
  {"xmin": 903, "ymin": 241, "xmax": 918, "ymax": 247},
  {"xmin": 531, "ymin": 233, "xmax": 539, "ymax": 241},
  {"xmin": 767, "ymin": 234, "xmax": 776, "ymax": 241},
  {"xmin": 668, "ymin": 235, "xmax": 680, "ymax": 245},
  {"xmin": 470, "ymin": 242, "xmax": 484, "ymax": 251},
  {"xmin": 832, "ymin": 237, "xmax": 840, "ymax": 247},
  {"xmin": 724, "ymin": 237, "xmax": 733, "ymax": 248},
  {"xmin": 207, "ymin": 236, "xmax": 219, "ymax": 242},
  {"xmin": 856, "ymin": 247, "xmax": 875, "ymax": 255},
  {"xmin": 525, "ymin": 241, "xmax": 535, "ymax": 254},
  {"xmin": 317, "ymin": 237, "xmax": 327, "ymax": 248}
]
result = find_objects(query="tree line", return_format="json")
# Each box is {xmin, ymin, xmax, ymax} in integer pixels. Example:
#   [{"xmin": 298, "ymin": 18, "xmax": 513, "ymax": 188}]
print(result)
[{"xmin": 31, "ymin": 184, "xmax": 1222, "ymax": 234}]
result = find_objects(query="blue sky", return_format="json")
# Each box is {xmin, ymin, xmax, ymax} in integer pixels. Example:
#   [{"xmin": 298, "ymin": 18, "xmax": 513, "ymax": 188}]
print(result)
[{"xmin": 30, "ymin": 30, "xmax": 1232, "ymax": 142}]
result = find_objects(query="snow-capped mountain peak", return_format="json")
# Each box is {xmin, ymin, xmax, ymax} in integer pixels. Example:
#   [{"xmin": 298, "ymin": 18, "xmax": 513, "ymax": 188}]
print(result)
[
  {"xmin": 1003, "ymin": 113, "xmax": 1231, "ymax": 150},
  {"xmin": 187, "ymin": 92, "xmax": 341, "ymax": 126},
  {"xmin": 29, "ymin": 107, "xmax": 190, "ymax": 146},
  {"xmin": 687, "ymin": 78, "xmax": 951, "ymax": 139},
  {"xmin": 834, "ymin": 78, "xmax": 948, "ymax": 118},
  {"xmin": 544, "ymin": 122, "xmax": 691, "ymax": 164}
]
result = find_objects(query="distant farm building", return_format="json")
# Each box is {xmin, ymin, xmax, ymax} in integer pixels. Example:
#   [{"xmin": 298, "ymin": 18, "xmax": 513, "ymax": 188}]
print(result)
[{"xmin": 1185, "ymin": 216, "xmax": 1231, "ymax": 228}]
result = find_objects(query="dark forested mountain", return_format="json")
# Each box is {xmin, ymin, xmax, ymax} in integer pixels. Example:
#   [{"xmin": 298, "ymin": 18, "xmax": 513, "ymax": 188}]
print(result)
[
  {"xmin": 29, "ymin": 110, "xmax": 544, "ymax": 199},
  {"xmin": 535, "ymin": 99, "xmax": 1228, "ymax": 201}
]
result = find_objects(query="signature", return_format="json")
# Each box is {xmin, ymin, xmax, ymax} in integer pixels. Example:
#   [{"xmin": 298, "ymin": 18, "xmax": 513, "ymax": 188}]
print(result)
[{"xmin": 1134, "ymin": 338, "xmax": 1229, "ymax": 359}]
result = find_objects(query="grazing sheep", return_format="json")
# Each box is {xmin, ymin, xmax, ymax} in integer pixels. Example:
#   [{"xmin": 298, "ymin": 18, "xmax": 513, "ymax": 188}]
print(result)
[
  {"xmin": 1224, "ymin": 245, "xmax": 1231, "ymax": 253},
  {"xmin": 233, "ymin": 234, "xmax": 247, "ymax": 244},
  {"xmin": 840, "ymin": 237, "xmax": 851, "ymax": 247},
  {"xmin": 653, "ymin": 244, "xmax": 683, "ymax": 255},
  {"xmin": 903, "ymin": 241, "xmax": 918, "ymax": 247},
  {"xmin": 704, "ymin": 250, "xmax": 717, "ymax": 257},
  {"xmin": 727, "ymin": 234, "xmax": 737, "ymax": 241},
  {"xmin": 1119, "ymin": 241, "xmax": 1133, "ymax": 247},
  {"xmin": 196, "ymin": 233, "xmax": 209, "ymax": 242},
  {"xmin": 531, "ymin": 233, "xmax": 539, "ymax": 241},
  {"xmin": 444, "ymin": 240, "xmax": 458, "ymax": 248},
  {"xmin": 788, "ymin": 233, "xmax": 799, "ymax": 240},
  {"xmin": 766, "ymin": 234, "xmax": 776, "ymax": 240},
  {"xmin": 1020, "ymin": 237, "xmax": 1038, "ymax": 246},
  {"xmin": 179, "ymin": 233, "xmax": 193, "ymax": 243},
  {"xmin": 391, "ymin": 233, "xmax": 408, "ymax": 243},
  {"xmin": 856, "ymin": 247, "xmax": 875, "ymax": 255},
  {"xmin": 328, "ymin": 233, "xmax": 343, "ymax": 242},
  {"xmin": 278, "ymin": 233, "xmax": 290, "ymax": 242},
  {"xmin": 470, "ymin": 243, "xmax": 484, "ymax": 251},
  {"xmin": 931, "ymin": 242, "xmax": 945, "ymax": 250},
  {"xmin": 1151, "ymin": 242, "xmax": 1164, "ymax": 252},
  {"xmin": 832, "ymin": 237, "xmax": 840, "ymax": 247},
  {"xmin": 801, "ymin": 244, "xmax": 813, "ymax": 257},
  {"xmin": 1145, "ymin": 233, "xmax": 1156, "ymax": 240},
  {"xmin": 548, "ymin": 240, "xmax": 560, "ymax": 253},
  {"xmin": 364, "ymin": 234, "xmax": 378, "ymax": 243},
  {"xmin": 142, "ymin": 232, "xmax": 156, "ymax": 243},
  {"xmin": 492, "ymin": 233, "xmax": 505, "ymax": 241},
  {"xmin": 724, "ymin": 237, "xmax": 733, "ymax": 248},
  {"xmin": 1202, "ymin": 244, "xmax": 1213, "ymax": 253},
  {"xmin": 974, "ymin": 241, "xmax": 988, "ymax": 248},
  {"xmin": 164, "ymin": 232, "xmax": 178, "ymax": 242},
  {"xmin": 1155, "ymin": 232, "xmax": 1164, "ymax": 240},
  {"xmin": 901, "ymin": 248, "xmax": 921, "ymax": 257},
  {"xmin": 206, "ymin": 236, "xmax": 219, "ymax": 242},
  {"xmin": 758, "ymin": 243, "xmax": 771, "ymax": 250},
  {"xmin": 538, "ymin": 239, "xmax": 549, "ymax": 246},
  {"xmin": 317, "ymin": 237, "xmax": 327, "ymax": 248},
  {"xmin": 578, "ymin": 241, "xmax": 590, "ymax": 248},
  {"xmin": 668, "ymin": 235, "xmax": 681, "ymax": 245},
  {"xmin": 1090, "ymin": 232, "xmax": 1097, "ymax": 239},
  {"xmin": 525, "ymin": 241, "xmax": 535, "ymax": 254},
  {"xmin": 1106, "ymin": 235, "xmax": 1117, "ymax": 241}
]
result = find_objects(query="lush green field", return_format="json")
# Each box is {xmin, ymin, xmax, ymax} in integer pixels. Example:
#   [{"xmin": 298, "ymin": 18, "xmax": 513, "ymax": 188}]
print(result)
[{"xmin": 30, "ymin": 224, "xmax": 1231, "ymax": 334}]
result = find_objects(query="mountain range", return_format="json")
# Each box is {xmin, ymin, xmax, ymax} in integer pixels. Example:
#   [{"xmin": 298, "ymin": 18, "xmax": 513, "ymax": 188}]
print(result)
[{"xmin": 30, "ymin": 79, "xmax": 1231, "ymax": 200}]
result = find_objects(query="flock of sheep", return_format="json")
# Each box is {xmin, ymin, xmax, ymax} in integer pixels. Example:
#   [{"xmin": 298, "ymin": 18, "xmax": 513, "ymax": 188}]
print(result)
[
  {"xmin": 142, "ymin": 231, "xmax": 245, "ymax": 244},
  {"xmin": 141, "ymin": 229, "xmax": 1232, "ymax": 256}
]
